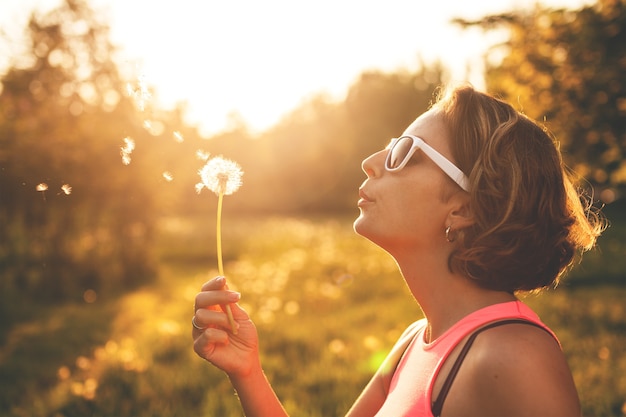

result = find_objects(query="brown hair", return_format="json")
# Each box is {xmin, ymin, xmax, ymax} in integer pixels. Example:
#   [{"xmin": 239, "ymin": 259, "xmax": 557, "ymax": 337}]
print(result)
[{"xmin": 433, "ymin": 85, "xmax": 604, "ymax": 293}]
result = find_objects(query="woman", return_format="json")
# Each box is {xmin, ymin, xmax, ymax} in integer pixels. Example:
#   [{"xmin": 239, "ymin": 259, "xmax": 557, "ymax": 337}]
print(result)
[{"xmin": 192, "ymin": 85, "xmax": 603, "ymax": 416}]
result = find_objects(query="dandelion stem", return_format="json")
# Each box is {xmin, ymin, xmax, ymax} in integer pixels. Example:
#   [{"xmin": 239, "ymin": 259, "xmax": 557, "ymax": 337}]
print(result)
[
  {"xmin": 216, "ymin": 190, "xmax": 237, "ymax": 334},
  {"xmin": 216, "ymin": 191, "xmax": 225, "ymax": 276}
]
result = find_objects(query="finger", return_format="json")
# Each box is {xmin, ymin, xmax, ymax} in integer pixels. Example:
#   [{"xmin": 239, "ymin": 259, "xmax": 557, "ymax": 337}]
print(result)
[
  {"xmin": 193, "ymin": 327, "xmax": 229, "ymax": 358},
  {"xmin": 195, "ymin": 308, "xmax": 234, "ymax": 330},
  {"xmin": 195, "ymin": 288, "xmax": 241, "ymax": 311},
  {"xmin": 201, "ymin": 276, "xmax": 226, "ymax": 291}
]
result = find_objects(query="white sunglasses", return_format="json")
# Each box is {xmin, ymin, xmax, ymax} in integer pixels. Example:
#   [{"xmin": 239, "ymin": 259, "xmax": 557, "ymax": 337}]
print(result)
[{"xmin": 385, "ymin": 135, "xmax": 470, "ymax": 192}]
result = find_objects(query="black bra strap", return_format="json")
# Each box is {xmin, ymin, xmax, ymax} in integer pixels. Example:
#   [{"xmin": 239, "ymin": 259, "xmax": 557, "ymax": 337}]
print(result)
[{"xmin": 431, "ymin": 319, "xmax": 555, "ymax": 417}]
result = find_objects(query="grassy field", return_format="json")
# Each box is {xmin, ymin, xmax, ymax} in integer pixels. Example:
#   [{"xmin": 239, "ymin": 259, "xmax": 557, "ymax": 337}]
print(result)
[{"xmin": 1, "ymin": 214, "xmax": 625, "ymax": 416}]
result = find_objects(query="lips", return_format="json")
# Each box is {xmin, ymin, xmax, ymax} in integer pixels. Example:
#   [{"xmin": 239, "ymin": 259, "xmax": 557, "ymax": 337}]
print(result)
[{"xmin": 358, "ymin": 188, "xmax": 374, "ymax": 206}]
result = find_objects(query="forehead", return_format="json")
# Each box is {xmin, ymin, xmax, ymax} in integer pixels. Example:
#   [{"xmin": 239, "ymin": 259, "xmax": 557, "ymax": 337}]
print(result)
[
  {"xmin": 402, "ymin": 109, "xmax": 450, "ymax": 150},
  {"xmin": 403, "ymin": 109, "xmax": 444, "ymax": 136}
]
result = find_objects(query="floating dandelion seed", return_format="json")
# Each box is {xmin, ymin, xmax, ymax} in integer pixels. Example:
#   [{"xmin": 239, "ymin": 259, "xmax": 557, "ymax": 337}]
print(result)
[
  {"xmin": 162, "ymin": 171, "xmax": 173, "ymax": 182},
  {"xmin": 196, "ymin": 156, "xmax": 243, "ymax": 334},
  {"xmin": 61, "ymin": 184, "xmax": 72, "ymax": 195},
  {"xmin": 127, "ymin": 74, "xmax": 151, "ymax": 111},
  {"xmin": 121, "ymin": 137, "xmax": 135, "ymax": 153},
  {"xmin": 173, "ymin": 131, "xmax": 184, "ymax": 143},
  {"xmin": 195, "ymin": 149, "xmax": 210, "ymax": 161},
  {"xmin": 120, "ymin": 137, "xmax": 135, "ymax": 165},
  {"xmin": 36, "ymin": 183, "xmax": 48, "ymax": 201}
]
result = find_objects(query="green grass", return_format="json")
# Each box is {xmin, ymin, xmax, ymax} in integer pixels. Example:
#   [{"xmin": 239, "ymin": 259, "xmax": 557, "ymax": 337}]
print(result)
[{"xmin": 1, "ymin": 214, "xmax": 625, "ymax": 416}]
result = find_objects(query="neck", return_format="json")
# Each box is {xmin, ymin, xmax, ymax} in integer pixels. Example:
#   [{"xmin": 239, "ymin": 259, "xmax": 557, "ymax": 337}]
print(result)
[{"xmin": 393, "ymin": 249, "xmax": 516, "ymax": 343}]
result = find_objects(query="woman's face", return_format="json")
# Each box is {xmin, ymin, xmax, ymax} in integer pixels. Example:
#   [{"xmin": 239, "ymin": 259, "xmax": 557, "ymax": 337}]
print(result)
[{"xmin": 353, "ymin": 109, "xmax": 460, "ymax": 252}]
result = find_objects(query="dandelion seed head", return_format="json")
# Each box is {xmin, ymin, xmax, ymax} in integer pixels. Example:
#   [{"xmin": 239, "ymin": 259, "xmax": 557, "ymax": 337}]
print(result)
[
  {"xmin": 61, "ymin": 184, "xmax": 72, "ymax": 195},
  {"xmin": 173, "ymin": 131, "xmax": 184, "ymax": 143},
  {"xmin": 196, "ymin": 156, "xmax": 243, "ymax": 196},
  {"xmin": 122, "ymin": 154, "xmax": 132, "ymax": 165},
  {"xmin": 217, "ymin": 173, "xmax": 229, "ymax": 187},
  {"xmin": 36, "ymin": 183, "xmax": 48, "ymax": 192}
]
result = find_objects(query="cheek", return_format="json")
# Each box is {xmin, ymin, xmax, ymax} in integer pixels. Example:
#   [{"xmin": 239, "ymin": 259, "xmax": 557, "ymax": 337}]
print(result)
[
  {"xmin": 388, "ymin": 200, "xmax": 423, "ymax": 237},
  {"xmin": 389, "ymin": 185, "xmax": 447, "ymax": 237},
  {"xmin": 354, "ymin": 194, "xmax": 420, "ymax": 244}
]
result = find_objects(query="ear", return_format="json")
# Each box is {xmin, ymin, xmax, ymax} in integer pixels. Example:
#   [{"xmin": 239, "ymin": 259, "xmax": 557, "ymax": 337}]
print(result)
[{"xmin": 445, "ymin": 192, "xmax": 474, "ymax": 231}]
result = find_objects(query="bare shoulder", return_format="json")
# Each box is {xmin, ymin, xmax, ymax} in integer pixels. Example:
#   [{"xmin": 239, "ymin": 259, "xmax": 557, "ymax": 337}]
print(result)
[{"xmin": 444, "ymin": 323, "xmax": 582, "ymax": 417}]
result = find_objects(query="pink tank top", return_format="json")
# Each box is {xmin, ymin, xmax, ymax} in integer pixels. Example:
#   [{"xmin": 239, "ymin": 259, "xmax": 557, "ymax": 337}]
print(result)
[{"xmin": 374, "ymin": 300, "xmax": 558, "ymax": 417}]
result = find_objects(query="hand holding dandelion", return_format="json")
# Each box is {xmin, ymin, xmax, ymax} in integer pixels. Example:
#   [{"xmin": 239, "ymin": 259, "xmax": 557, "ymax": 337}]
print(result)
[{"xmin": 196, "ymin": 156, "xmax": 243, "ymax": 334}]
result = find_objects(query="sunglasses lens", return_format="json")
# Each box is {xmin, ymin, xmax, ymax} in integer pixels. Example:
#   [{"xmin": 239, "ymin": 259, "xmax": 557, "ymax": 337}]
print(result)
[{"xmin": 387, "ymin": 137, "xmax": 413, "ymax": 170}]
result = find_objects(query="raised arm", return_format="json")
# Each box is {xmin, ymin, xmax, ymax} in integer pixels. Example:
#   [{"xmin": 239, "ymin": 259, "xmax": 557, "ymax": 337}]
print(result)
[{"xmin": 192, "ymin": 276, "xmax": 288, "ymax": 417}]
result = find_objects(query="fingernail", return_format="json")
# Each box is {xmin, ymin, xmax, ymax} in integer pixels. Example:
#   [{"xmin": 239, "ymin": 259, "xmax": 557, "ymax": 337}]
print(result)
[
  {"xmin": 228, "ymin": 291, "xmax": 241, "ymax": 302},
  {"xmin": 215, "ymin": 276, "xmax": 225, "ymax": 284}
]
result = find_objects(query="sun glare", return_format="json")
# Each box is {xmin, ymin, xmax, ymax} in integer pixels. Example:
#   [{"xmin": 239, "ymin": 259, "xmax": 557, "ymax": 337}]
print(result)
[{"xmin": 3, "ymin": 0, "xmax": 596, "ymax": 136}]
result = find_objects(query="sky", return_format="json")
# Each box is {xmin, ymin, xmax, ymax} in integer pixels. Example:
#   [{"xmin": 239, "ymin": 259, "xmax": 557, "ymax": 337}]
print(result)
[{"xmin": 1, "ymin": 0, "xmax": 594, "ymax": 136}]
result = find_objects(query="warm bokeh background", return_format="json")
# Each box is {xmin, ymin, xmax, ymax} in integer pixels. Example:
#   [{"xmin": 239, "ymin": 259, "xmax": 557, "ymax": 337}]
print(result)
[{"xmin": 1, "ymin": 0, "xmax": 625, "ymax": 416}]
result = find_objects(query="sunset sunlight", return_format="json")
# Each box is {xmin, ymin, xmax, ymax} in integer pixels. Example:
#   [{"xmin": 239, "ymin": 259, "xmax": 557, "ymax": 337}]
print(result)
[
  {"xmin": 2, "ymin": 0, "xmax": 594, "ymax": 136},
  {"xmin": 2, "ymin": 0, "xmax": 624, "ymax": 416}
]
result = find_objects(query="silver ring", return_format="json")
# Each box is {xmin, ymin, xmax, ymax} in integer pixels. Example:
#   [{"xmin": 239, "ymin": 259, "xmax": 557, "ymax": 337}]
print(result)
[{"xmin": 192, "ymin": 316, "xmax": 204, "ymax": 331}]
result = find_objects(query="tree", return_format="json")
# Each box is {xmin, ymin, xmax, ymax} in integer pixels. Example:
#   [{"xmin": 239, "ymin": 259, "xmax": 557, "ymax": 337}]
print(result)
[
  {"xmin": 0, "ymin": 0, "xmax": 160, "ymax": 301},
  {"xmin": 455, "ymin": 0, "xmax": 626, "ymax": 200}
]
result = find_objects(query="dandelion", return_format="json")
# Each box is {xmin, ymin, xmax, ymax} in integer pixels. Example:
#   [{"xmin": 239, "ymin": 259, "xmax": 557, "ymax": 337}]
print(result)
[
  {"xmin": 36, "ymin": 182, "xmax": 48, "ymax": 201},
  {"xmin": 196, "ymin": 156, "xmax": 243, "ymax": 334},
  {"xmin": 196, "ymin": 157, "xmax": 243, "ymax": 196},
  {"xmin": 162, "ymin": 171, "xmax": 173, "ymax": 182},
  {"xmin": 173, "ymin": 131, "xmax": 184, "ymax": 143},
  {"xmin": 61, "ymin": 184, "xmax": 72, "ymax": 195}
]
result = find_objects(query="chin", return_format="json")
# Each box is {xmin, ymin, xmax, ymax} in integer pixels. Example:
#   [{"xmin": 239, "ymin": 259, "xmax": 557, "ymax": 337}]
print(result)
[
  {"xmin": 353, "ymin": 213, "xmax": 366, "ymax": 236},
  {"xmin": 354, "ymin": 216, "xmax": 399, "ymax": 256},
  {"xmin": 353, "ymin": 215, "xmax": 377, "ymax": 243}
]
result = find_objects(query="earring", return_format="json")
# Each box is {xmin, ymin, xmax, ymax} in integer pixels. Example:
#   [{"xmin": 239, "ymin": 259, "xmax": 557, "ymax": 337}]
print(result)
[{"xmin": 445, "ymin": 226, "xmax": 455, "ymax": 243}]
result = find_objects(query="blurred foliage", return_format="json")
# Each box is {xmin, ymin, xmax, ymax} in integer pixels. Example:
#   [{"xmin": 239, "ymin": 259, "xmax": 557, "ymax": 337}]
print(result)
[
  {"xmin": 454, "ymin": 0, "xmax": 626, "ymax": 199},
  {"xmin": 0, "ymin": 0, "xmax": 163, "ymax": 303},
  {"xmin": 246, "ymin": 66, "xmax": 444, "ymax": 212}
]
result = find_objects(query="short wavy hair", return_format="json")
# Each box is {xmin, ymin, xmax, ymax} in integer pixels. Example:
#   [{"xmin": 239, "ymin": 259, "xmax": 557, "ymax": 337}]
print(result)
[{"xmin": 433, "ymin": 85, "xmax": 604, "ymax": 293}]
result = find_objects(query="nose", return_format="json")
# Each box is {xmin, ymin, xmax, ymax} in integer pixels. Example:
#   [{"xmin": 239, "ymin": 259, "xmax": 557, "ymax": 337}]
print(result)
[{"xmin": 361, "ymin": 150, "xmax": 386, "ymax": 178}]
